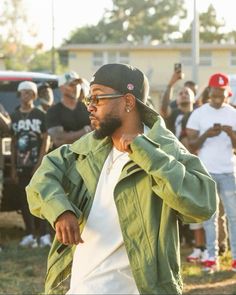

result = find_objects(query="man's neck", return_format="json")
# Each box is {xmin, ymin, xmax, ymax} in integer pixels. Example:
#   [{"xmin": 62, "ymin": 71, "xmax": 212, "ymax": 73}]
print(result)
[
  {"xmin": 209, "ymin": 102, "xmax": 224, "ymax": 109},
  {"xmin": 111, "ymin": 115, "xmax": 143, "ymax": 151},
  {"xmin": 20, "ymin": 103, "xmax": 34, "ymax": 112},
  {"xmin": 61, "ymin": 96, "xmax": 78, "ymax": 110}
]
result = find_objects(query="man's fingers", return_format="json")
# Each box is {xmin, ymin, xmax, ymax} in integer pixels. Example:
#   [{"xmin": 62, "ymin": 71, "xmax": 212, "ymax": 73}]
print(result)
[
  {"xmin": 71, "ymin": 225, "xmax": 84, "ymax": 244},
  {"xmin": 55, "ymin": 211, "xmax": 84, "ymax": 245},
  {"xmin": 56, "ymin": 227, "xmax": 63, "ymax": 244},
  {"xmin": 56, "ymin": 224, "xmax": 84, "ymax": 245},
  {"xmin": 61, "ymin": 227, "xmax": 70, "ymax": 245}
]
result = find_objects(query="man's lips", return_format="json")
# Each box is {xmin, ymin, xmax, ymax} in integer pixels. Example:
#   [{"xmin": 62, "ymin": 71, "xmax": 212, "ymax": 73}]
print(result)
[{"xmin": 89, "ymin": 115, "xmax": 97, "ymax": 122}]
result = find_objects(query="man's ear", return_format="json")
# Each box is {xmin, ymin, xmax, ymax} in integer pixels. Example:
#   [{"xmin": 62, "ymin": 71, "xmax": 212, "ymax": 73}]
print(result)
[{"xmin": 124, "ymin": 93, "xmax": 136, "ymax": 111}]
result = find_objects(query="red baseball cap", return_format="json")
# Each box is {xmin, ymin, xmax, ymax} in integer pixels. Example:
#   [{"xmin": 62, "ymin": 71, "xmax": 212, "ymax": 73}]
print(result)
[{"xmin": 208, "ymin": 73, "xmax": 232, "ymax": 97}]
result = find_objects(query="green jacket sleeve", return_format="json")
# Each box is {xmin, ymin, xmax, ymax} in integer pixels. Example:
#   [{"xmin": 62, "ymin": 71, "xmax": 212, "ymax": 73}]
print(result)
[
  {"xmin": 26, "ymin": 145, "xmax": 82, "ymax": 228},
  {"xmin": 129, "ymin": 126, "xmax": 216, "ymax": 224}
]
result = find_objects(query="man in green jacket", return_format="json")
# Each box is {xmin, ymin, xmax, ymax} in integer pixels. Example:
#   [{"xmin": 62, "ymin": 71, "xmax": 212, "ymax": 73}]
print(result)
[{"xmin": 26, "ymin": 63, "xmax": 216, "ymax": 295}]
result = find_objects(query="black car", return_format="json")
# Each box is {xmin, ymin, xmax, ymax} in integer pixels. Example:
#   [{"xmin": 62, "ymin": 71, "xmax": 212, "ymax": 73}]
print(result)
[{"xmin": 0, "ymin": 71, "xmax": 59, "ymax": 212}]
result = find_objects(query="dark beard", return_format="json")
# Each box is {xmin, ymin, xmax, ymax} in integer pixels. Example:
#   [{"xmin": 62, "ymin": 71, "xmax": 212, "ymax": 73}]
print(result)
[{"xmin": 93, "ymin": 116, "xmax": 122, "ymax": 139}]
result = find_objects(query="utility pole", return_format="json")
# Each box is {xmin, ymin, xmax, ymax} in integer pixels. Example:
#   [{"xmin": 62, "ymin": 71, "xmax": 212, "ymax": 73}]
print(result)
[
  {"xmin": 51, "ymin": 0, "xmax": 56, "ymax": 73},
  {"xmin": 192, "ymin": 0, "xmax": 199, "ymax": 84}
]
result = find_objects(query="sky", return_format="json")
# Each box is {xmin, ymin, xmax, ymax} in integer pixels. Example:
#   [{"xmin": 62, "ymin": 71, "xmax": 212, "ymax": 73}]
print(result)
[{"xmin": 6, "ymin": 0, "xmax": 236, "ymax": 50}]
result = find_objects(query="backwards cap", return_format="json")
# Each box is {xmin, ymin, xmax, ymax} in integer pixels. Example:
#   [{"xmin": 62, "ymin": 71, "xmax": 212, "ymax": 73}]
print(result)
[
  {"xmin": 90, "ymin": 63, "xmax": 158, "ymax": 124},
  {"xmin": 17, "ymin": 81, "xmax": 38, "ymax": 96},
  {"xmin": 58, "ymin": 71, "xmax": 81, "ymax": 87}
]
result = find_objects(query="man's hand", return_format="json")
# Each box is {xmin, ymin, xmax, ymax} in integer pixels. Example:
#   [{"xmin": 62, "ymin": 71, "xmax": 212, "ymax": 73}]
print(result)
[
  {"xmin": 168, "ymin": 70, "xmax": 183, "ymax": 86},
  {"xmin": 55, "ymin": 211, "xmax": 84, "ymax": 245},
  {"xmin": 221, "ymin": 125, "xmax": 233, "ymax": 137},
  {"xmin": 119, "ymin": 133, "xmax": 140, "ymax": 153},
  {"xmin": 205, "ymin": 126, "xmax": 221, "ymax": 138}
]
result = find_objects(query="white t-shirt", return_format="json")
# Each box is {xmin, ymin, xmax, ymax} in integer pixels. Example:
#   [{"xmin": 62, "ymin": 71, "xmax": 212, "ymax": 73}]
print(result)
[
  {"xmin": 67, "ymin": 147, "xmax": 139, "ymax": 295},
  {"xmin": 186, "ymin": 103, "xmax": 236, "ymax": 173}
]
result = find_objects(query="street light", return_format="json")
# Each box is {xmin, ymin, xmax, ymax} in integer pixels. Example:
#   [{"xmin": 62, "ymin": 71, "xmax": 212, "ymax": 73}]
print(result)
[
  {"xmin": 51, "ymin": 0, "xmax": 56, "ymax": 73},
  {"xmin": 192, "ymin": 0, "xmax": 199, "ymax": 84}
]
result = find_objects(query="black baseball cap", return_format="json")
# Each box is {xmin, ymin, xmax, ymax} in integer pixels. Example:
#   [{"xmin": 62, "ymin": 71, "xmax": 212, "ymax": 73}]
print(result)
[{"xmin": 90, "ymin": 63, "xmax": 157, "ymax": 124}]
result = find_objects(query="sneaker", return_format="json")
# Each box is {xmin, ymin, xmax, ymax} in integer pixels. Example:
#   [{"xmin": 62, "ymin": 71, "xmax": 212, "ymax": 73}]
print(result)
[
  {"xmin": 200, "ymin": 249, "xmax": 209, "ymax": 263},
  {"xmin": 186, "ymin": 248, "xmax": 202, "ymax": 263},
  {"xmin": 202, "ymin": 258, "xmax": 219, "ymax": 273},
  {"xmin": 39, "ymin": 234, "xmax": 51, "ymax": 248},
  {"xmin": 231, "ymin": 260, "xmax": 236, "ymax": 272},
  {"xmin": 19, "ymin": 234, "xmax": 38, "ymax": 248}
]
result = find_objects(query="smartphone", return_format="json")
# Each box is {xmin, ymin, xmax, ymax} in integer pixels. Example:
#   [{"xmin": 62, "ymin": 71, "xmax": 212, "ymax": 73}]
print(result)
[
  {"xmin": 174, "ymin": 63, "xmax": 182, "ymax": 73},
  {"xmin": 213, "ymin": 123, "xmax": 221, "ymax": 128}
]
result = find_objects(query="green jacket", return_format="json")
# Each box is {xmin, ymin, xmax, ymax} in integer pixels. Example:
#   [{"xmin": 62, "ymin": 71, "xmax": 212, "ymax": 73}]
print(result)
[{"xmin": 26, "ymin": 114, "xmax": 216, "ymax": 294}]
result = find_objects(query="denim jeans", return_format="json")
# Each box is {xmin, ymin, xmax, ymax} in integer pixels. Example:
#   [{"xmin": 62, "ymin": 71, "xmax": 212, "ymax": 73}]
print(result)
[{"xmin": 203, "ymin": 173, "xmax": 236, "ymax": 260}]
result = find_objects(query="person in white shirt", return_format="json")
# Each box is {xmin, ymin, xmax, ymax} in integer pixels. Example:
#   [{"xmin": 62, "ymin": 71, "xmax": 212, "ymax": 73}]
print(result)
[{"xmin": 186, "ymin": 72, "xmax": 236, "ymax": 273}]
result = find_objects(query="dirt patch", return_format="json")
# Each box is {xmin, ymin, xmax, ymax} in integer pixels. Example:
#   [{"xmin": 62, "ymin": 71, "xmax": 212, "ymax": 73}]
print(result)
[
  {"xmin": 184, "ymin": 278, "xmax": 236, "ymax": 294},
  {"xmin": 0, "ymin": 211, "xmax": 24, "ymax": 229}
]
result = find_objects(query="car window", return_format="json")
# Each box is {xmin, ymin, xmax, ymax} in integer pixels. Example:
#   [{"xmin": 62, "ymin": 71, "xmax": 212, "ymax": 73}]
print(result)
[{"xmin": 0, "ymin": 72, "xmax": 60, "ymax": 114}]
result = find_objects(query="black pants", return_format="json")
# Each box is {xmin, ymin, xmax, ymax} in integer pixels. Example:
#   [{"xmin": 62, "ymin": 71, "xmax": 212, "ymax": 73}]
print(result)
[{"xmin": 17, "ymin": 168, "xmax": 49, "ymax": 237}]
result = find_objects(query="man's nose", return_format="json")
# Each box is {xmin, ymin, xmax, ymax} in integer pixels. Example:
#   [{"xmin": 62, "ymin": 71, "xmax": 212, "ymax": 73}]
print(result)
[{"xmin": 87, "ymin": 103, "xmax": 96, "ymax": 112}]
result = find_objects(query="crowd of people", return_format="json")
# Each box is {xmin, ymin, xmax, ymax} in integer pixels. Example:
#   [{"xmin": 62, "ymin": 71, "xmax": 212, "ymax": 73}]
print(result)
[
  {"xmin": 160, "ymin": 68, "xmax": 236, "ymax": 274},
  {"xmin": 0, "ymin": 71, "xmax": 92, "ymax": 248},
  {"xmin": 0, "ymin": 62, "xmax": 235, "ymax": 294}
]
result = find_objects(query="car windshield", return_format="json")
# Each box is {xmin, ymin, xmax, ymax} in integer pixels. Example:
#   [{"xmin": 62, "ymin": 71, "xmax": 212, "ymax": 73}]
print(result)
[{"xmin": 0, "ymin": 72, "xmax": 60, "ymax": 114}]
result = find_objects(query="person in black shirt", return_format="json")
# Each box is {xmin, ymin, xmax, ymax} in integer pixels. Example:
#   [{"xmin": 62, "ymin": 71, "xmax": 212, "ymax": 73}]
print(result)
[
  {"xmin": 11, "ymin": 81, "xmax": 51, "ymax": 248},
  {"xmin": 46, "ymin": 71, "xmax": 91, "ymax": 148},
  {"xmin": 37, "ymin": 82, "xmax": 54, "ymax": 113}
]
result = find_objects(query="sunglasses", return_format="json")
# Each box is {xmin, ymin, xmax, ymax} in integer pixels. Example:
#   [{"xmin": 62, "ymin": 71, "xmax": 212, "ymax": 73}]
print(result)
[{"xmin": 84, "ymin": 93, "xmax": 123, "ymax": 106}]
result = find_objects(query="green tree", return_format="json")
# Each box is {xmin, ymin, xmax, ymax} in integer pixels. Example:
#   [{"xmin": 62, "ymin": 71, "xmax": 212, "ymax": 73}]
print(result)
[
  {"xmin": 29, "ymin": 50, "xmax": 66, "ymax": 74},
  {"xmin": 64, "ymin": 26, "xmax": 105, "ymax": 44},
  {"xmin": 64, "ymin": 1, "xmax": 236, "ymax": 46},
  {"xmin": 0, "ymin": 0, "xmax": 63, "ymax": 72},
  {"xmin": 181, "ymin": 4, "xmax": 227, "ymax": 43},
  {"xmin": 0, "ymin": 0, "xmax": 34, "ymax": 70},
  {"xmin": 0, "ymin": 0, "xmax": 27, "ymax": 45},
  {"xmin": 64, "ymin": 0, "xmax": 187, "ymax": 44}
]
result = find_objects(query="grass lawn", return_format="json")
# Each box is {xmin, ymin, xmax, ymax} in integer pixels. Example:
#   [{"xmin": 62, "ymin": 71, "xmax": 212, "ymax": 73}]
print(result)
[{"xmin": 0, "ymin": 212, "xmax": 236, "ymax": 294}]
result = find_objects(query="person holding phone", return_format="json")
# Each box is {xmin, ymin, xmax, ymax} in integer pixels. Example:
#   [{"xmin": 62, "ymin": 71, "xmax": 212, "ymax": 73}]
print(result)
[
  {"xmin": 160, "ymin": 64, "xmax": 200, "ymax": 249},
  {"xmin": 186, "ymin": 72, "xmax": 236, "ymax": 273},
  {"xmin": 160, "ymin": 63, "xmax": 198, "ymax": 120}
]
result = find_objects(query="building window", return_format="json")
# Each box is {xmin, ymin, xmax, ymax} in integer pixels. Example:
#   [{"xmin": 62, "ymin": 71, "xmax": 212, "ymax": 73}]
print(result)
[
  {"xmin": 69, "ymin": 52, "xmax": 77, "ymax": 59},
  {"xmin": 180, "ymin": 51, "xmax": 192, "ymax": 66},
  {"xmin": 92, "ymin": 51, "xmax": 129, "ymax": 67},
  {"xmin": 119, "ymin": 52, "xmax": 129, "ymax": 64},
  {"xmin": 230, "ymin": 51, "xmax": 236, "ymax": 66},
  {"xmin": 93, "ymin": 52, "xmax": 103, "ymax": 67},
  {"xmin": 107, "ymin": 52, "xmax": 117, "ymax": 63},
  {"xmin": 199, "ymin": 51, "xmax": 211, "ymax": 66},
  {"xmin": 180, "ymin": 51, "xmax": 212, "ymax": 66}
]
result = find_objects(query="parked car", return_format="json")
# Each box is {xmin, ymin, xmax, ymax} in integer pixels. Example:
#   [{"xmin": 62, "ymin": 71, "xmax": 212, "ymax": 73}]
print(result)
[{"xmin": 0, "ymin": 71, "xmax": 59, "ymax": 212}]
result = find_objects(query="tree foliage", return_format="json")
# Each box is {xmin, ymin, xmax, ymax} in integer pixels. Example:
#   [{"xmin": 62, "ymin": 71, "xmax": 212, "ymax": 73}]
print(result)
[
  {"xmin": 0, "ymin": 0, "xmax": 62, "ymax": 73},
  {"xmin": 1, "ymin": 0, "xmax": 236, "ymax": 72},
  {"xmin": 65, "ymin": 0, "xmax": 187, "ymax": 44},
  {"xmin": 181, "ymin": 4, "xmax": 228, "ymax": 43},
  {"xmin": 64, "ymin": 1, "xmax": 236, "ymax": 45}
]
